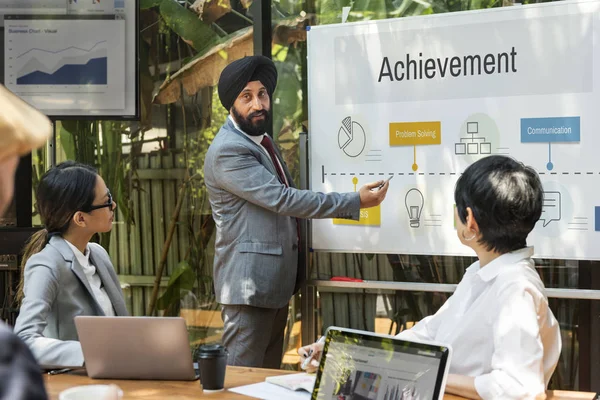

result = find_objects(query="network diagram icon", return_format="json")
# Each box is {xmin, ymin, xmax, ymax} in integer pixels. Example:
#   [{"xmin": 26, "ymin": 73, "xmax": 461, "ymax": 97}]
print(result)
[{"xmin": 455, "ymin": 121, "xmax": 491, "ymax": 155}]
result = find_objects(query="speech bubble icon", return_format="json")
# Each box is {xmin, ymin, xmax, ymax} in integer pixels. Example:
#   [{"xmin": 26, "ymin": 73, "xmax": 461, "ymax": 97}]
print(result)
[{"xmin": 540, "ymin": 191, "xmax": 561, "ymax": 227}]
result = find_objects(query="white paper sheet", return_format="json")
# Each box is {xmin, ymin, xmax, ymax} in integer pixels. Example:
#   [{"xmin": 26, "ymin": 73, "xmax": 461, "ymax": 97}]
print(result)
[{"xmin": 228, "ymin": 382, "xmax": 312, "ymax": 400}]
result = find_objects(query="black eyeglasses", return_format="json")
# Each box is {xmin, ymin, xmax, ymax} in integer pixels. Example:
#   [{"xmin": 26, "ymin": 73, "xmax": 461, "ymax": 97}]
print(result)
[{"xmin": 84, "ymin": 190, "xmax": 113, "ymax": 212}]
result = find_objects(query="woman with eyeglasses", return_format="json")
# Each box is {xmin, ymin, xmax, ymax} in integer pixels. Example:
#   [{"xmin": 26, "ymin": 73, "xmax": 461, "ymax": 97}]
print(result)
[{"xmin": 14, "ymin": 161, "xmax": 128, "ymax": 368}]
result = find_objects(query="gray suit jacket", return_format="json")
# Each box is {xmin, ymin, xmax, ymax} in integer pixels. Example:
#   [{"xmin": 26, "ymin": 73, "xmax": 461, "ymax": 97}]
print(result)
[
  {"xmin": 204, "ymin": 118, "xmax": 360, "ymax": 308},
  {"xmin": 14, "ymin": 236, "xmax": 128, "ymax": 367}
]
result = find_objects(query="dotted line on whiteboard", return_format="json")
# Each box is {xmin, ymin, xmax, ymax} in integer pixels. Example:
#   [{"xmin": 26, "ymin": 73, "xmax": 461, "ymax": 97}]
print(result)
[{"xmin": 323, "ymin": 172, "xmax": 599, "ymax": 176}]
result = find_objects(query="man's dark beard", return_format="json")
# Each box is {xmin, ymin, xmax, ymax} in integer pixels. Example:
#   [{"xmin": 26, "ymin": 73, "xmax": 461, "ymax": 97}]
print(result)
[{"xmin": 231, "ymin": 106, "xmax": 271, "ymax": 136}]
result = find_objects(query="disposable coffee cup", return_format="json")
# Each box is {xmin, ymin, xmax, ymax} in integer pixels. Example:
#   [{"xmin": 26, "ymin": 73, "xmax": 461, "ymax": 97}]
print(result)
[{"xmin": 198, "ymin": 344, "xmax": 228, "ymax": 392}]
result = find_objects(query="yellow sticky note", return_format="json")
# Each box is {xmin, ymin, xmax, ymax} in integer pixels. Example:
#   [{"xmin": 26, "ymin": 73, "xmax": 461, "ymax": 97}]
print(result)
[
  {"xmin": 389, "ymin": 121, "xmax": 441, "ymax": 146},
  {"xmin": 334, "ymin": 205, "xmax": 381, "ymax": 226}
]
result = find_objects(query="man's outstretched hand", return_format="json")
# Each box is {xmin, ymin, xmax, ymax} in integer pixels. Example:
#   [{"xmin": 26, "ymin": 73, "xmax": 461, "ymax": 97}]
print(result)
[{"xmin": 358, "ymin": 180, "xmax": 390, "ymax": 209}]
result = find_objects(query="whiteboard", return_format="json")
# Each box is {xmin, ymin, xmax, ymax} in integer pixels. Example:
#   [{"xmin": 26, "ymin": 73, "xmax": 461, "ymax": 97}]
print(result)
[{"xmin": 307, "ymin": 0, "xmax": 600, "ymax": 260}]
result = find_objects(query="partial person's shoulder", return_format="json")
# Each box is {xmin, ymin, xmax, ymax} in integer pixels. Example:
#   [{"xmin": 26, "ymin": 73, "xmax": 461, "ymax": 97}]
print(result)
[
  {"xmin": 0, "ymin": 85, "xmax": 52, "ymax": 160},
  {"xmin": 25, "ymin": 243, "xmax": 64, "ymax": 271},
  {"xmin": 0, "ymin": 321, "xmax": 24, "ymax": 352},
  {"xmin": 0, "ymin": 321, "xmax": 18, "ymax": 341},
  {"xmin": 495, "ymin": 256, "xmax": 543, "ymax": 283},
  {"xmin": 209, "ymin": 127, "xmax": 250, "ymax": 153},
  {"xmin": 494, "ymin": 257, "xmax": 547, "ymax": 300},
  {"xmin": 215, "ymin": 132, "xmax": 261, "ymax": 159},
  {"xmin": 0, "ymin": 322, "xmax": 48, "ymax": 400}
]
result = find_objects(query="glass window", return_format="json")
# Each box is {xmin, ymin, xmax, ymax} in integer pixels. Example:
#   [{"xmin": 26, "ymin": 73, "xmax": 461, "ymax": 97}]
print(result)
[{"xmin": 23, "ymin": 1, "xmax": 257, "ymax": 363}]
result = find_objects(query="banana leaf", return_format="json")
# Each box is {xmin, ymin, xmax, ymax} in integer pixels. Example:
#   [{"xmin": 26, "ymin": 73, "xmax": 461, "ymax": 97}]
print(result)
[
  {"xmin": 140, "ymin": 0, "xmax": 163, "ymax": 9},
  {"xmin": 159, "ymin": 0, "xmax": 220, "ymax": 52},
  {"xmin": 157, "ymin": 260, "xmax": 197, "ymax": 313},
  {"xmin": 59, "ymin": 121, "xmax": 96, "ymax": 163},
  {"xmin": 190, "ymin": 0, "xmax": 233, "ymax": 24},
  {"xmin": 153, "ymin": 26, "xmax": 253, "ymax": 104}
]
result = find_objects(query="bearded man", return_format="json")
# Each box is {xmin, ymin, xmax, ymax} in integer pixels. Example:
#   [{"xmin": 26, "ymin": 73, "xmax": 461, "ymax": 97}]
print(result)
[{"xmin": 204, "ymin": 55, "xmax": 389, "ymax": 368}]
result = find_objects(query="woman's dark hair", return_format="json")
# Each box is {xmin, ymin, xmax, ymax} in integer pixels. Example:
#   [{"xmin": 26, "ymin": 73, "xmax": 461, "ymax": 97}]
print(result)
[
  {"xmin": 454, "ymin": 155, "xmax": 543, "ymax": 254},
  {"xmin": 17, "ymin": 161, "xmax": 98, "ymax": 303}
]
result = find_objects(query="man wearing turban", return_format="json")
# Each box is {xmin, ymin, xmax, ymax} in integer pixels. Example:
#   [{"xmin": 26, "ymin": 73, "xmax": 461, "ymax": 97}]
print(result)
[{"xmin": 204, "ymin": 55, "xmax": 390, "ymax": 368}]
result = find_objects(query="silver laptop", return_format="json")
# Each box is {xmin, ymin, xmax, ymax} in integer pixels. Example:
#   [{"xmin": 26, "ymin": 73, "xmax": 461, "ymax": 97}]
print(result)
[
  {"xmin": 312, "ymin": 327, "xmax": 452, "ymax": 400},
  {"xmin": 75, "ymin": 316, "xmax": 197, "ymax": 381}
]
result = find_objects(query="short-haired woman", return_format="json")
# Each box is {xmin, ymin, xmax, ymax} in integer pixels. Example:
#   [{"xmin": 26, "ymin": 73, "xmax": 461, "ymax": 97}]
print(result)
[{"xmin": 300, "ymin": 155, "xmax": 561, "ymax": 400}]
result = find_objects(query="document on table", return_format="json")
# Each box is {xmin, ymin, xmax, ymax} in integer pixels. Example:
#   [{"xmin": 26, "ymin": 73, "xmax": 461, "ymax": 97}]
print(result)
[
  {"xmin": 265, "ymin": 373, "xmax": 315, "ymax": 392},
  {"xmin": 229, "ymin": 381, "xmax": 312, "ymax": 400}
]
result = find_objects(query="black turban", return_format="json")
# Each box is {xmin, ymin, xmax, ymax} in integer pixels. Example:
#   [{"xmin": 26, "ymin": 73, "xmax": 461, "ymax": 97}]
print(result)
[{"xmin": 217, "ymin": 55, "xmax": 278, "ymax": 110}]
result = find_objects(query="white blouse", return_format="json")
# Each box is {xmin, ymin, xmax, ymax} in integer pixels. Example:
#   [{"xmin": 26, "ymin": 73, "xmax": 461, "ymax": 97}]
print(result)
[
  {"xmin": 396, "ymin": 247, "xmax": 561, "ymax": 400},
  {"xmin": 65, "ymin": 241, "xmax": 115, "ymax": 317}
]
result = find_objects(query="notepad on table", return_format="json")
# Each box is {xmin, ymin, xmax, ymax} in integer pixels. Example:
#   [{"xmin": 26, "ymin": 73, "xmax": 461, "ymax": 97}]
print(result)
[
  {"xmin": 265, "ymin": 372, "xmax": 316, "ymax": 392},
  {"xmin": 229, "ymin": 373, "xmax": 315, "ymax": 400}
]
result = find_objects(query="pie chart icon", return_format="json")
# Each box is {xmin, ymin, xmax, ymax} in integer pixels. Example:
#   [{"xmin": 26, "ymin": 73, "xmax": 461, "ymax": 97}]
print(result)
[{"xmin": 338, "ymin": 116, "xmax": 366, "ymax": 157}]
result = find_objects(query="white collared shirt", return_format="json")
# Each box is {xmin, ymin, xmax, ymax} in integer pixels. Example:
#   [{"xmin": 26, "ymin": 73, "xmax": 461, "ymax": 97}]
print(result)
[
  {"xmin": 229, "ymin": 115, "xmax": 289, "ymax": 186},
  {"xmin": 65, "ymin": 240, "xmax": 115, "ymax": 317},
  {"xmin": 397, "ymin": 247, "xmax": 561, "ymax": 400}
]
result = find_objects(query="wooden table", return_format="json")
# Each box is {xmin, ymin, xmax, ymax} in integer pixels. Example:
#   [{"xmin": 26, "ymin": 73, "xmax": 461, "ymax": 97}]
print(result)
[
  {"xmin": 45, "ymin": 367, "xmax": 298, "ymax": 400},
  {"xmin": 44, "ymin": 366, "xmax": 596, "ymax": 400}
]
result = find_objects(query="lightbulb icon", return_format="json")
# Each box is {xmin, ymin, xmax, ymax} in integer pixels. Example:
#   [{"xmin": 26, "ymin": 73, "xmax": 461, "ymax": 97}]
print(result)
[{"xmin": 405, "ymin": 189, "xmax": 424, "ymax": 228}]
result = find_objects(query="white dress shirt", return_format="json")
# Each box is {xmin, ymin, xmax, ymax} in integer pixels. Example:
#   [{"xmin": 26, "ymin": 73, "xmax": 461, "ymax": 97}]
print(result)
[
  {"xmin": 397, "ymin": 247, "xmax": 561, "ymax": 400},
  {"xmin": 229, "ymin": 115, "xmax": 289, "ymax": 186},
  {"xmin": 65, "ymin": 241, "xmax": 115, "ymax": 317}
]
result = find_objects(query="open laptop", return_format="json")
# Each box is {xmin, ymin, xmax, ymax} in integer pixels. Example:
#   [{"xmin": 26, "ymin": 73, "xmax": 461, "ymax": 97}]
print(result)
[
  {"xmin": 74, "ymin": 316, "xmax": 198, "ymax": 381},
  {"xmin": 312, "ymin": 327, "xmax": 452, "ymax": 400}
]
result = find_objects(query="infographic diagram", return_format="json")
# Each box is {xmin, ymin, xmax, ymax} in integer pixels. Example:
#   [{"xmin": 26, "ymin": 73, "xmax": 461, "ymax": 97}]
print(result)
[
  {"xmin": 308, "ymin": 0, "xmax": 600, "ymax": 259},
  {"xmin": 338, "ymin": 116, "xmax": 367, "ymax": 157},
  {"xmin": 5, "ymin": 18, "xmax": 125, "ymax": 111}
]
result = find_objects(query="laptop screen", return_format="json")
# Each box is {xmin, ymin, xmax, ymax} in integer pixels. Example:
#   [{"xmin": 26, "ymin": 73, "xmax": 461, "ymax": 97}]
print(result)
[{"xmin": 312, "ymin": 327, "xmax": 451, "ymax": 400}]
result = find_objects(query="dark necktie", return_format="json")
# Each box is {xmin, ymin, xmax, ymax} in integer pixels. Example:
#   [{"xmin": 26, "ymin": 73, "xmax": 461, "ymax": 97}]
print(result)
[
  {"xmin": 260, "ymin": 135, "xmax": 287, "ymax": 186},
  {"xmin": 260, "ymin": 135, "xmax": 301, "ymax": 247}
]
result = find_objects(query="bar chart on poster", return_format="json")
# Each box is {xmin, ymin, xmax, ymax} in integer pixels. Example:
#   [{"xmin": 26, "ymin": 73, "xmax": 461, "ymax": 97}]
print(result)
[{"xmin": 307, "ymin": 0, "xmax": 600, "ymax": 260}]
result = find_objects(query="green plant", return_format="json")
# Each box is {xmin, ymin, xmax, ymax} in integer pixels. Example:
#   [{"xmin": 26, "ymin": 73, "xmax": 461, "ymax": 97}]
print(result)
[
  {"xmin": 51, "ymin": 0, "xmax": 248, "ymax": 313},
  {"xmin": 155, "ymin": 88, "xmax": 226, "ymax": 315},
  {"xmin": 57, "ymin": 121, "xmax": 140, "ymax": 249},
  {"xmin": 157, "ymin": 260, "xmax": 196, "ymax": 315}
]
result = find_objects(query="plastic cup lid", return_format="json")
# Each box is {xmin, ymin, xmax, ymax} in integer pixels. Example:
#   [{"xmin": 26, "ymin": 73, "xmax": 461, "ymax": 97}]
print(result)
[{"xmin": 199, "ymin": 344, "xmax": 228, "ymax": 357}]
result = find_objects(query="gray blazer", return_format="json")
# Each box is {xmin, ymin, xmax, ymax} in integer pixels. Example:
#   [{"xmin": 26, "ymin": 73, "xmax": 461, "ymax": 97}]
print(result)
[
  {"xmin": 14, "ymin": 236, "xmax": 128, "ymax": 367},
  {"xmin": 204, "ymin": 118, "xmax": 360, "ymax": 309}
]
